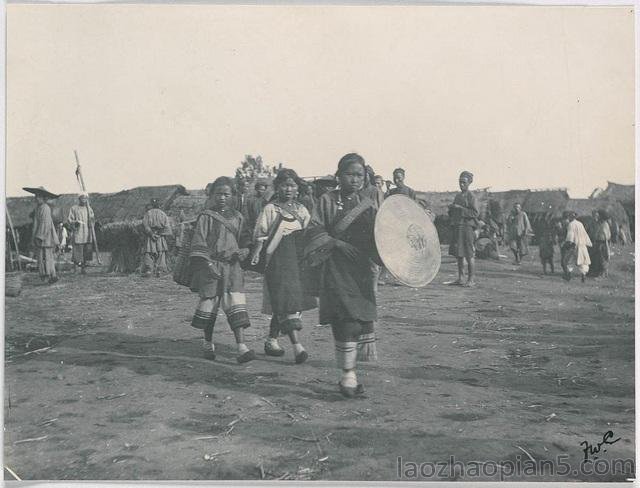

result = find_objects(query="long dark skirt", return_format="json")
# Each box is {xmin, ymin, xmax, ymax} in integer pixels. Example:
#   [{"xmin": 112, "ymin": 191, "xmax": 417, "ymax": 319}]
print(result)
[
  {"xmin": 587, "ymin": 246, "xmax": 602, "ymax": 277},
  {"xmin": 319, "ymin": 250, "xmax": 376, "ymax": 326},
  {"xmin": 449, "ymin": 225, "xmax": 475, "ymax": 258},
  {"xmin": 265, "ymin": 233, "xmax": 317, "ymax": 315},
  {"xmin": 593, "ymin": 241, "xmax": 609, "ymax": 276}
]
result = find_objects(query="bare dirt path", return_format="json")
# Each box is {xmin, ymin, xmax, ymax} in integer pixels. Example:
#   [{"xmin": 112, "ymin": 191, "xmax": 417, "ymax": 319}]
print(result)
[{"xmin": 4, "ymin": 245, "xmax": 634, "ymax": 481}]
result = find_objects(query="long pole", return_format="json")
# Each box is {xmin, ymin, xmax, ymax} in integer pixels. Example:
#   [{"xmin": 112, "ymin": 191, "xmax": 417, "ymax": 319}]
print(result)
[
  {"xmin": 6, "ymin": 207, "xmax": 21, "ymax": 271},
  {"xmin": 74, "ymin": 150, "xmax": 101, "ymax": 264}
]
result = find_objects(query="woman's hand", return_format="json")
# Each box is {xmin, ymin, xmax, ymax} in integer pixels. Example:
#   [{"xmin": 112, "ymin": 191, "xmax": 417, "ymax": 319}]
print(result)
[
  {"xmin": 336, "ymin": 240, "xmax": 360, "ymax": 261},
  {"xmin": 250, "ymin": 243, "xmax": 263, "ymax": 265}
]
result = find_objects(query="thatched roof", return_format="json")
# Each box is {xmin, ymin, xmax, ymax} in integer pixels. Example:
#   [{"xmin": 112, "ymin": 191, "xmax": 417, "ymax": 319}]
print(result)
[
  {"xmin": 6, "ymin": 185, "xmax": 187, "ymax": 228},
  {"xmin": 90, "ymin": 185, "xmax": 186, "ymax": 223},
  {"xmin": 416, "ymin": 189, "xmax": 490, "ymax": 217},
  {"xmin": 6, "ymin": 193, "xmax": 103, "ymax": 228},
  {"xmin": 522, "ymin": 189, "xmax": 569, "ymax": 216},
  {"xmin": 487, "ymin": 190, "xmax": 531, "ymax": 214},
  {"xmin": 565, "ymin": 198, "xmax": 629, "ymax": 225},
  {"xmin": 602, "ymin": 182, "xmax": 634, "ymax": 203},
  {"xmin": 167, "ymin": 189, "xmax": 208, "ymax": 222}
]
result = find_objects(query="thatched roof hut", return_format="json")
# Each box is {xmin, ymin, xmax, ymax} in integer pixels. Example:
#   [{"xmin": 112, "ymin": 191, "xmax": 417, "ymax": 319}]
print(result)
[
  {"xmin": 487, "ymin": 190, "xmax": 531, "ymax": 216},
  {"xmin": 602, "ymin": 181, "xmax": 634, "ymax": 203},
  {"xmin": 599, "ymin": 181, "xmax": 634, "ymax": 238},
  {"xmin": 6, "ymin": 193, "xmax": 101, "ymax": 228},
  {"xmin": 91, "ymin": 185, "xmax": 187, "ymax": 224},
  {"xmin": 565, "ymin": 198, "xmax": 629, "ymax": 226},
  {"xmin": 167, "ymin": 189, "xmax": 208, "ymax": 222},
  {"xmin": 522, "ymin": 189, "xmax": 570, "ymax": 221},
  {"xmin": 415, "ymin": 189, "xmax": 490, "ymax": 217},
  {"xmin": 7, "ymin": 185, "xmax": 186, "ymax": 228},
  {"xmin": 415, "ymin": 189, "xmax": 490, "ymax": 244}
]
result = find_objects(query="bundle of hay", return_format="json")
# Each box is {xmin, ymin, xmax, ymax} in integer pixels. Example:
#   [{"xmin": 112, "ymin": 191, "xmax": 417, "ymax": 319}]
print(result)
[
  {"xmin": 100, "ymin": 220, "xmax": 145, "ymax": 273},
  {"xmin": 5, "ymin": 272, "xmax": 23, "ymax": 297},
  {"xmin": 100, "ymin": 219, "xmax": 179, "ymax": 274}
]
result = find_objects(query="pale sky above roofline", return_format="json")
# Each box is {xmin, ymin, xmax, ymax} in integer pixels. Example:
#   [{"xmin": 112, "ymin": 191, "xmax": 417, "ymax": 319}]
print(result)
[{"xmin": 6, "ymin": 4, "xmax": 635, "ymax": 198}]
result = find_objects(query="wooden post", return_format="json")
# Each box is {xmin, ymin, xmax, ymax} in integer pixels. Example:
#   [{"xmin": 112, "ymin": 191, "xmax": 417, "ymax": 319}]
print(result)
[{"xmin": 74, "ymin": 150, "xmax": 102, "ymax": 264}]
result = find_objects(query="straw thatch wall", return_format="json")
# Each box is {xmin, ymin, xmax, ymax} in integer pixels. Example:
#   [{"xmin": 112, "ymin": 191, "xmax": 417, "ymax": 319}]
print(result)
[
  {"xmin": 521, "ymin": 189, "xmax": 570, "ymax": 220},
  {"xmin": 600, "ymin": 182, "xmax": 634, "ymax": 238},
  {"xmin": 167, "ymin": 190, "xmax": 208, "ymax": 222},
  {"xmin": 487, "ymin": 190, "xmax": 531, "ymax": 219},
  {"xmin": 91, "ymin": 185, "xmax": 187, "ymax": 224},
  {"xmin": 416, "ymin": 189, "xmax": 490, "ymax": 244}
]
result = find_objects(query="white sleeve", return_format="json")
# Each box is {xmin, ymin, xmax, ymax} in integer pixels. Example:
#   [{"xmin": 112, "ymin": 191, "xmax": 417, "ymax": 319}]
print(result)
[{"xmin": 254, "ymin": 204, "xmax": 276, "ymax": 241}]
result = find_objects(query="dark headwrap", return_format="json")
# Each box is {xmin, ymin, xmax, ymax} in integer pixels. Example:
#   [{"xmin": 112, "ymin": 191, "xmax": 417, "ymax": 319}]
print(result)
[
  {"xmin": 273, "ymin": 168, "xmax": 305, "ymax": 189},
  {"xmin": 393, "ymin": 167, "xmax": 405, "ymax": 176},
  {"xmin": 208, "ymin": 176, "xmax": 237, "ymax": 196},
  {"xmin": 459, "ymin": 171, "xmax": 474, "ymax": 183},
  {"xmin": 254, "ymin": 178, "xmax": 269, "ymax": 190},
  {"xmin": 336, "ymin": 153, "xmax": 366, "ymax": 177},
  {"xmin": 270, "ymin": 168, "xmax": 306, "ymax": 202}
]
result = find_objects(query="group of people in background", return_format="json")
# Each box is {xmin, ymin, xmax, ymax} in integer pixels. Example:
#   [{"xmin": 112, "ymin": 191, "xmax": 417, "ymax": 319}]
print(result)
[
  {"xmin": 480, "ymin": 200, "xmax": 622, "ymax": 283},
  {"xmin": 22, "ymin": 187, "xmax": 98, "ymax": 283}
]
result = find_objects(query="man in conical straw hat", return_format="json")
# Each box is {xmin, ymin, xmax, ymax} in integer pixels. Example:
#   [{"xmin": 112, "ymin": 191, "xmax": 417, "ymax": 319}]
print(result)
[
  {"xmin": 23, "ymin": 186, "xmax": 60, "ymax": 284},
  {"xmin": 67, "ymin": 191, "xmax": 95, "ymax": 274}
]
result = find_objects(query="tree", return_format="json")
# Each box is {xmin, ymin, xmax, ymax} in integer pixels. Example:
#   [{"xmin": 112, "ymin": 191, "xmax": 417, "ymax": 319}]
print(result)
[{"xmin": 235, "ymin": 155, "xmax": 275, "ymax": 181}]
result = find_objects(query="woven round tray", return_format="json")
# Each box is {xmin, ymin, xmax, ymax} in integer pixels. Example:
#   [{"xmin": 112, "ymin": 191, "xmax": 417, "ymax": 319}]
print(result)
[{"xmin": 375, "ymin": 195, "xmax": 441, "ymax": 287}]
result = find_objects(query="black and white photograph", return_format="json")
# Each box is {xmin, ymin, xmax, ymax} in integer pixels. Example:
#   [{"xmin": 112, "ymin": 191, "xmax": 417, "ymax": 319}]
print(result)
[{"xmin": 3, "ymin": 3, "xmax": 636, "ymax": 483}]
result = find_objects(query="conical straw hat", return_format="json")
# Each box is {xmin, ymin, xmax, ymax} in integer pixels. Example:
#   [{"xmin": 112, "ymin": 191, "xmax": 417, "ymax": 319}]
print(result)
[{"xmin": 375, "ymin": 194, "xmax": 441, "ymax": 287}]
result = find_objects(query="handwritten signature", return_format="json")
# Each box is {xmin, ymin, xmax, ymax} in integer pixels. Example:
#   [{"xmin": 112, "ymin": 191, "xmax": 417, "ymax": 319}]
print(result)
[{"xmin": 580, "ymin": 431, "xmax": 621, "ymax": 462}]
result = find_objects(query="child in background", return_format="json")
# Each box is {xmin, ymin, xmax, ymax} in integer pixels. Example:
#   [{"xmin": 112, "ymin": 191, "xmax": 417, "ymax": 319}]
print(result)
[
  {"xmin": 189, "ymin": 177, "xmax": 256, "ymax": 363},
  {"xmin": 539, "ymin": 217, "xmax": 557, "ymax": 274},
  {"xmin": 251, "ymin": 168, "xmax": 315, "ymax": 364}
]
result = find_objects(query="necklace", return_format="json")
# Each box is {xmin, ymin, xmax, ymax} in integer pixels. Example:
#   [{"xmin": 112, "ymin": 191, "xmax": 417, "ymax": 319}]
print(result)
[{"xmin": 337, "ymin": 191, "xmax": 355, "ymax": 210}]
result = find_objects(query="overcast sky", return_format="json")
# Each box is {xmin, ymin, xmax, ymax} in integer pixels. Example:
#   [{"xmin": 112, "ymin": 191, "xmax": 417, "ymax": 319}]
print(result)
[{"xmin": 7, "ymin": 5, "xmax": 634, "ymax": 197}]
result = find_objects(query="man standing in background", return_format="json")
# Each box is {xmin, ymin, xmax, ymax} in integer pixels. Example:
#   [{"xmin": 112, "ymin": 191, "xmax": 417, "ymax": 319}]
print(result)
[
  {"xmin": 141, "ymin": 198, "xmax": 172, "ymax": 277},
  {"xmin": 67, "ymin": 192, "xmax": 95, "ymax": 274},
  {"xmin": 507, "ymin": 203, "xmax": 532, "ymax": 265},
  {"xmin": 246, "ymin": 179, "xmax": 270, "ymax": 232},
  {"xmin": 385, "ymin": 167, "xmax": 416, "ymax": 200},
  {"xmin": 234, "ymin": 179, "xmax": 250, "ymax": 217},
  {"xmin": 25, "ymin": 186, "xmax": 60, "ymax": 284}
]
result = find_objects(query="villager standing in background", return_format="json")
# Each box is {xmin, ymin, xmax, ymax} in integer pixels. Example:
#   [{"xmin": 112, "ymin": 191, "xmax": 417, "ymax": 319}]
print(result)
[
  {"xmin": 448, "ymin": 171, "xmax": 479, "ymax": 287},
  {"xmin": 24, "ymin": 186, "xmax": 60, "ymax": 284},
  {"xmin": 141, "ymin": 198, "xmax": 173, "ymax": 277},
  {"xmin": 67, "ymin": 192, "xmax": 95, "ymax": 274},
  {"xmin": 298, "ymin": 182, "xmax": 316, "ymax": 213},
  {"xmin": 586, "ymin": 210, "xmax": 602, "ymax": 277},
  {"xmin": 593, "ymin": 209, "xmax": 612, "ymax": 278},
  {"xmin": 385, "ymin": 167, "xmax": 416, "ymax": 200},
  {"xmin": 234, "ymin": 178, "xmax": 250, "ymax": 217},
  {"xmin": 507, "ymin": 203, "xmax": 532, "ymax": 265},
  {"xmin": 539, "ymin": 217, "xmax": 557, "ymax": 275},
  {"xmin": 561, "ymin": 211, "xmax": 592, "ymax": 283},
  {"xmin": 246, "ymin": 179, "xmax": 270, "ymax": 233}
]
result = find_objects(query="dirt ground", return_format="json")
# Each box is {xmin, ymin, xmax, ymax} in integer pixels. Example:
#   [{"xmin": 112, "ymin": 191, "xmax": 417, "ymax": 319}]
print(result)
[{"xmin": 4, "ymin": 244, "xmax": 635, "ymax": 482}]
